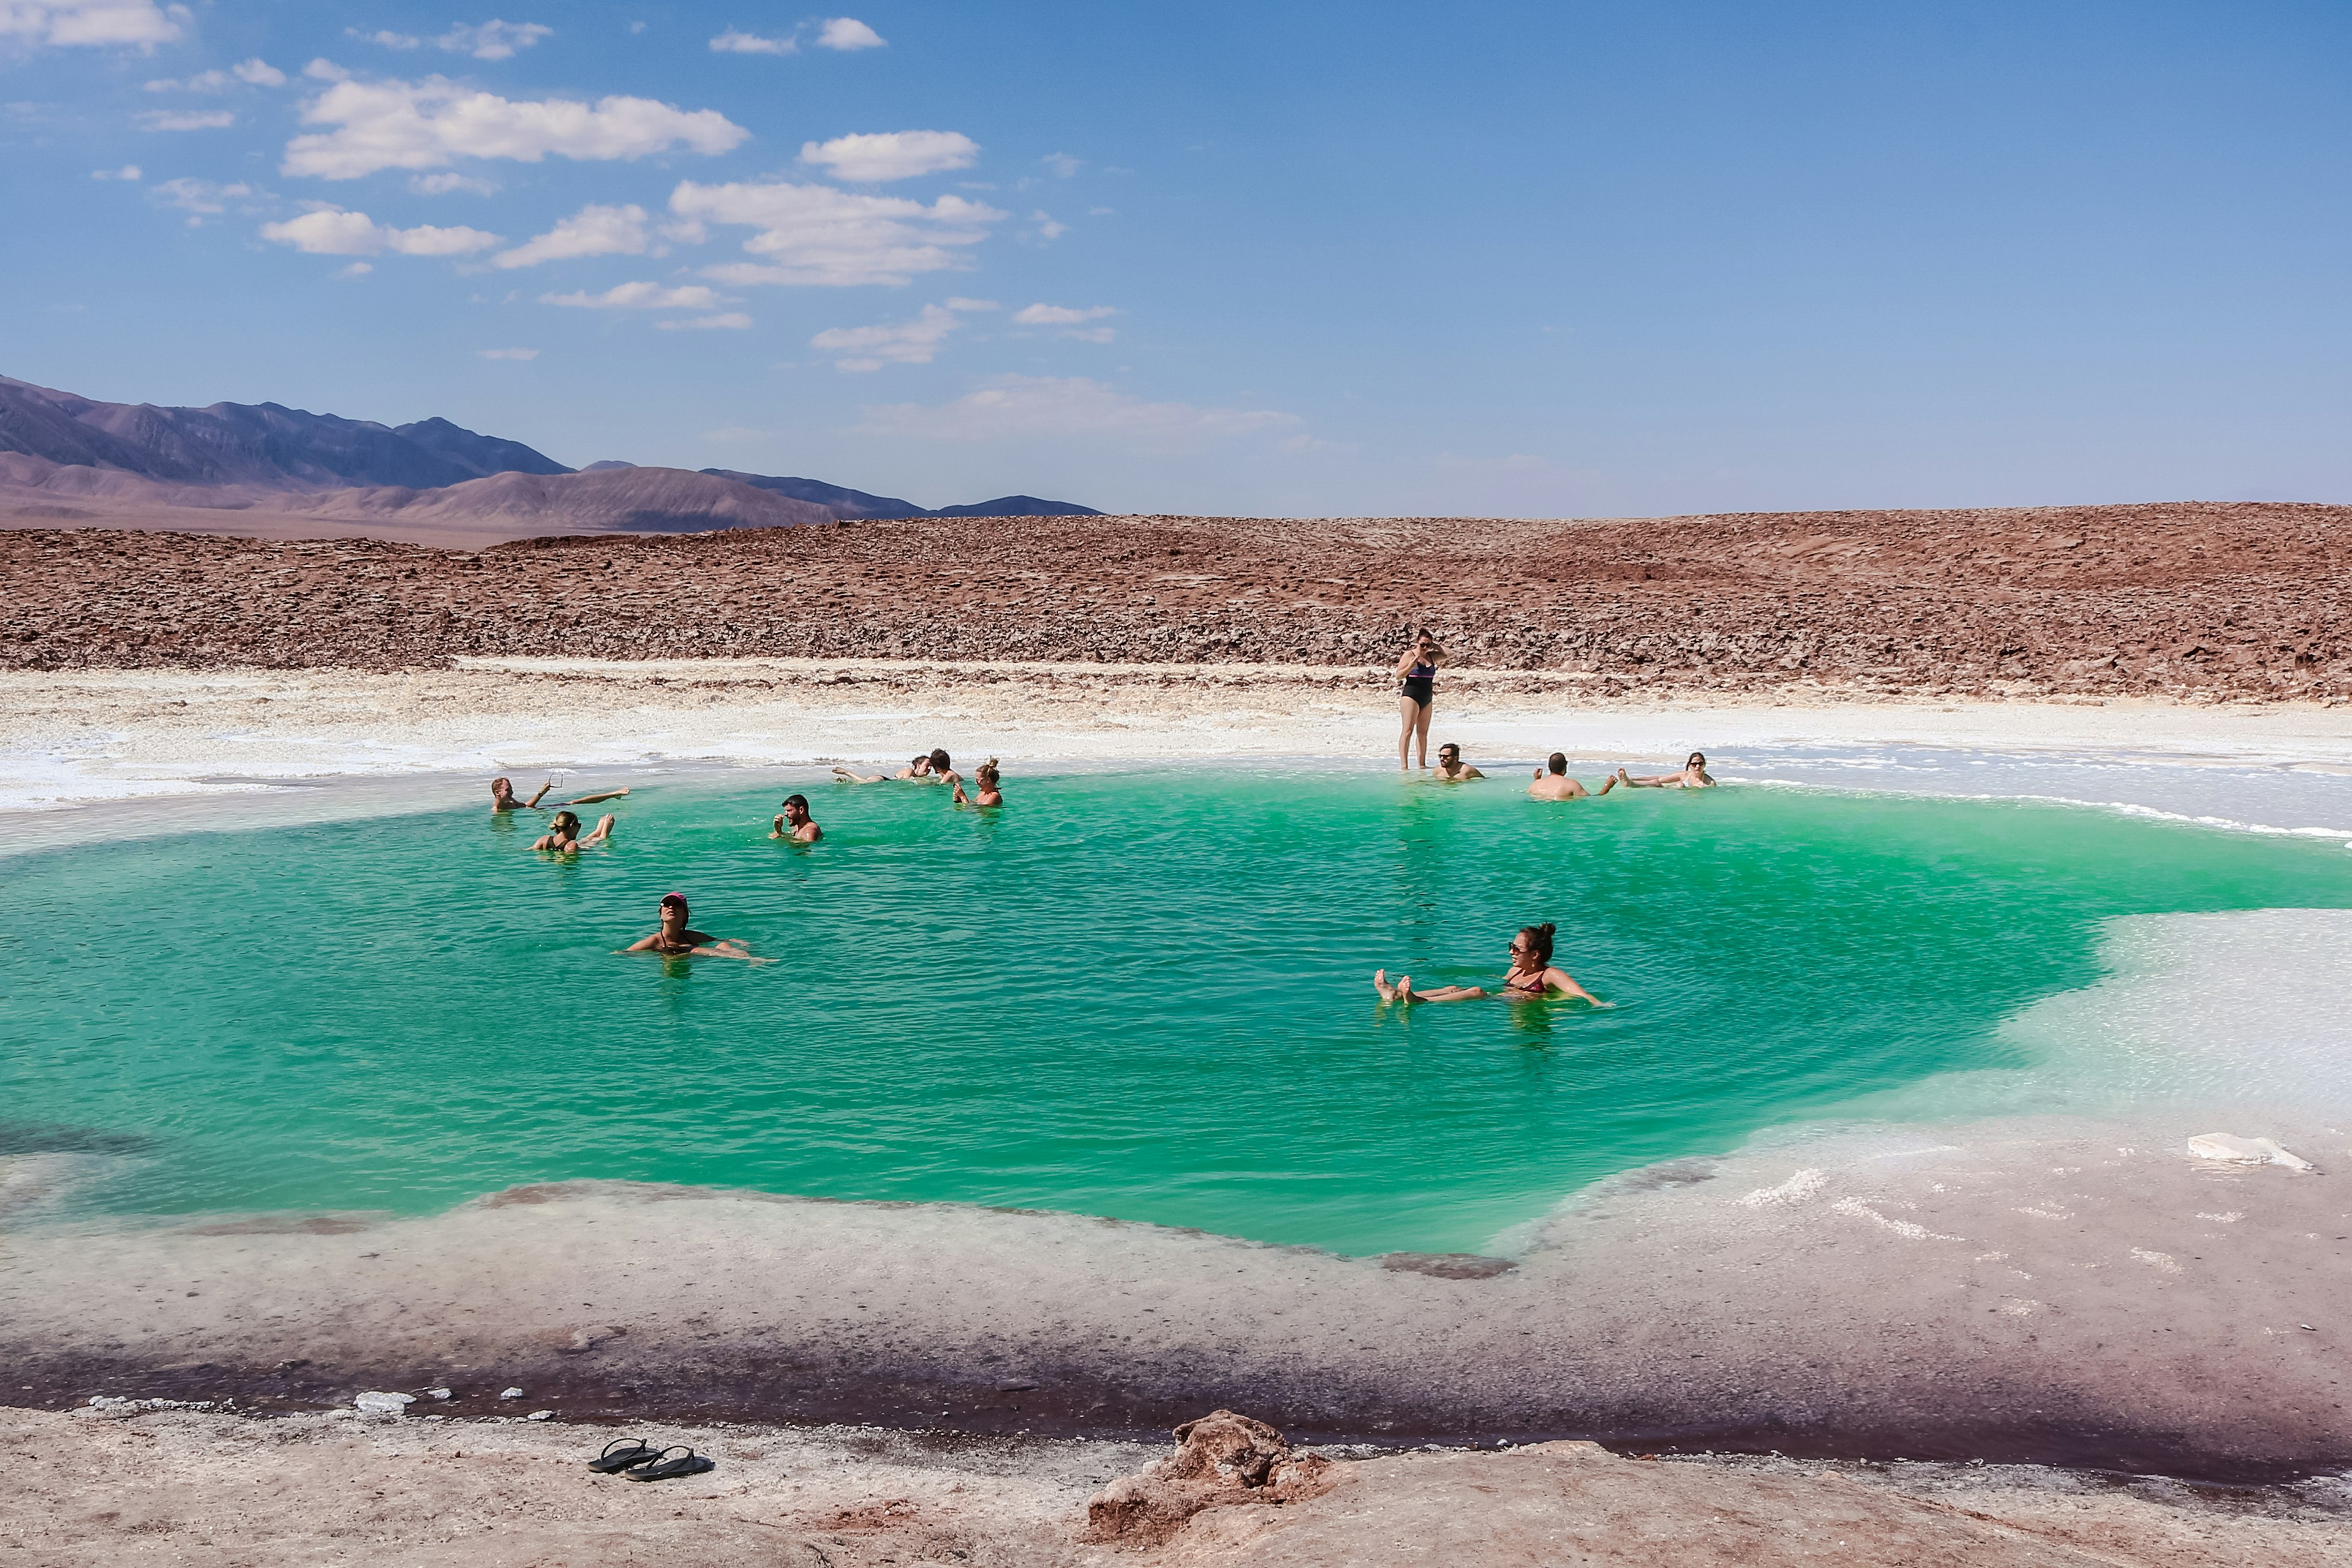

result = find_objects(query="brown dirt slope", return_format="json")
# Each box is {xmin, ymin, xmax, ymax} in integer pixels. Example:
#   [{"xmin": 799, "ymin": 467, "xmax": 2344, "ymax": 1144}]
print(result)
[{"xmin": 3, "ymin": 501, "xmax": 2346, "ymax": 698}]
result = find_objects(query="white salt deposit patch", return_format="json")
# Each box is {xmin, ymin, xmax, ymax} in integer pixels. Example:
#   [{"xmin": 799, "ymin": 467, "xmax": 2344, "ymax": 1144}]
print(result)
[{"xmin": 1735, "ymin": 1168, "xmax": 1826, "ymax": 1207}]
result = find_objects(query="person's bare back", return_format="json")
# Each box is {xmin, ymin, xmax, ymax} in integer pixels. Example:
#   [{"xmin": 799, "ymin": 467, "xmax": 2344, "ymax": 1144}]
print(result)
[{"xmin": 1527, "ymin": 753, "xmax": 1614, "ymax": 800}]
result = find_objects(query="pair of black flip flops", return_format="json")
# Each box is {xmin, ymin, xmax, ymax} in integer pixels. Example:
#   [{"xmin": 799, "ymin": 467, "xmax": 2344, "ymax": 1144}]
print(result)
[{"xmin": 588, "ymin": 1438, "xmax": 715, "ymax": 1481}]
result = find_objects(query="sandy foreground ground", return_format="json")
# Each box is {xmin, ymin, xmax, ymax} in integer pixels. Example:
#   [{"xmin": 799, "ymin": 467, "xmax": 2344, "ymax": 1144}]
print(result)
[
  {"xmin": 7, "ymin": 659, "xmax": 2352, "ymax": 818},
  {"xmin": 7, "ymin": 1406, "xmax": 2348, "ymax": 1567}
]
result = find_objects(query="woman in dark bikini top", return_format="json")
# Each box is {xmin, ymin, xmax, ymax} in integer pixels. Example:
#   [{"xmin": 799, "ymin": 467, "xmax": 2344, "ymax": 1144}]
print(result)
[{"xmin": 1394, "ymin": 627, "xmax": 1444, "ymax": 772}]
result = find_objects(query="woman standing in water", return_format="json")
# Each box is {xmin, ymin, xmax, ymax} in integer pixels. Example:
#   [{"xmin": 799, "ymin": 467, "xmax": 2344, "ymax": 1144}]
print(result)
[
  {"xmin": 1395, "ymin": 628, "xmax": 1444, "ymax": 771},
  {"xmin": 1373, "ymin": 923, "xmax": 1605, "ymax": 1005}
]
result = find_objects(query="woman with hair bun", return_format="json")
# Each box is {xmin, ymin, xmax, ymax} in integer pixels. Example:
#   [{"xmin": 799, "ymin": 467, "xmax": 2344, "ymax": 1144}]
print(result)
[
  {"xmin": 953, "ymin": 758, "xmax": 1003, "ymax": 807},
  {"xmin": 1373, "ymin": 922, "xmax": 1604, "ymax": 1006}
]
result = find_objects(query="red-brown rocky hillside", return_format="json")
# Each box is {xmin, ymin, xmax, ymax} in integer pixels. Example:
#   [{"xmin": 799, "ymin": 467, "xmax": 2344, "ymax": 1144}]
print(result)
[{"xmin": 4, "ymin": 502, "xmax": 2346, "ymax": 699}]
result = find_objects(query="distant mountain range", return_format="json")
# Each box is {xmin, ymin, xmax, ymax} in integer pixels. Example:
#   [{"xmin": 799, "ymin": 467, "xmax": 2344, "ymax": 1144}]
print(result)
[{"xmin": 0, "ymin": 375, "xmax": 1101, "ymax": 527}]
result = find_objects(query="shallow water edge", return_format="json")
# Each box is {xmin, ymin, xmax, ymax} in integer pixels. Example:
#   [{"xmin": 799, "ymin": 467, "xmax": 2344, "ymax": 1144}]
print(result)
[{"xmin": 7, "ymin": 1108, "xmax": 2346, "ymax": 1483}]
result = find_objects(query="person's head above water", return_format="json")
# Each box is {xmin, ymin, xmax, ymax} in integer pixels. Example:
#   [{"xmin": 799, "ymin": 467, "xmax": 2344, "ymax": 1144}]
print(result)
[
  {"xmin": 491, "ymin": 776, "xmax": 514, "ymax": 799},
  {"xmin": 929, "ymin": 748, "xmax": 952, "ymax": 771},
  {"xmin": 659, "ymin": 892, "xmax": 688, "ymax": 925},
  {"xmin": 1688, "ymin": 752, "xmax": 1707, "ymax": 769},
  {"xmin": 780, "ymin": 793, "xmax": 812, "ymax": 823},
  {"xmin": 1438, "ymin": 743, "xmax": 1461, "ymax": 764},
  {"xmin": 1512, "ymin": 922, "xmax": 1556, "ymax": 969},
  {"xmin": 976, "ymin": 759, "xmax": 1000, "ymax": 788},
  {"xmin": 548, "ymin": 809, "xmax": 581, "ymax": 838},
  {"xmin": 1546, "ymin": 753, "xmax": 1567, "ymax": 775},
  {"xmin": 910, "ymin": 755, "xmax": 932, "ymax": 773}
]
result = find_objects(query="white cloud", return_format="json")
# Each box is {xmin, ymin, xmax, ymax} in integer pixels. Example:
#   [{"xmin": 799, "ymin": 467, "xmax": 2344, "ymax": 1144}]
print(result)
[
  {"xmin": 814, "ymin": 16, "xmax": 883, "ymax": 49},
  {"xmin": 1013, "ymin": 303, "xmax": 1114, "ymax": 326},
  {"xmin": 857, "ymin": 375, "xmax": 1298, "ymax": 454},
  {"xmin": 338, "ymin": 261, "xmax": 372, "ymax": 277},
  {"xmin": 284, "ymin": 76, "xmax": 748, "ymax": 179},
  {"xmin": 798, "ymin": 129, "xmax": 976, "ymax": 183},
  {"xmin": 1040, "ymin": 152, "xmax": 1080, "ymax": 178},
  {"xmin": 151, "ymin": 176, "xmax": 254, "ymax": 214},
  {"xmin": 810, "ymin": 300, "xmax": 993, "ymax": 370},
  {"xmin": 1, "ymin": 0, "xmax": 188, "ymax": 50},
  {"xmin": 480, "ymin": 346, "xmax": 538, "ymax": 359},
  {"xmin": 352, "ymin": 20, "xmax": 551, "ymax": 59},
  {"xmin": 260, "ymin": 203, "xmax": 500, "ymax": 257},
  {"xmin": 709, "ymin": 28, "xmax": 792, "ymax": 55},
  {"xmin": 90, "ymin": 162, "xmax": 141, "ymax": 179},
  {"xmin": 1014, "ymin": 302, "xmax": 1117, "ymax": 343},
  {"xmin": 672, "ymin": 179, "xmax": 1003, "ymax": 287},
  {"xmin": 439, "ymin": 20, "xmax": 550, "ymax": 58},
  {"xmin": 494, "ymin": 202, "xmax": 649, "ymax": 268},
  {"xmin": 304, "ymin": 57, "xmax": 350, "ymax": 80},
  {"xmin": 410, "ymin": 171, "xmax": 496, "ymax": 194},
  {"xmin": 136, "ymin": 108, "xmax": 234, "ymax": 130},
  {"xmin": 657, "ymin": 312, "xmax": 752, "ymax": 330},
  {"xmin": 145, "ymin": 67, "xmax": 228, "ymax": 91},
  {"xmin": 1030, "ymin": 209, "xmax": 1066, "ymax": 241},
  {"xmin": 234, "ymin": 56, "xmax": 285, "ymax": 85},
  {"xmin": 540, "ymin": 281, "xmax": 720, "ymax": 309},
  {"xmin": 1088, "ymin": 205, "xmax": 1114, "ymax": 216}
]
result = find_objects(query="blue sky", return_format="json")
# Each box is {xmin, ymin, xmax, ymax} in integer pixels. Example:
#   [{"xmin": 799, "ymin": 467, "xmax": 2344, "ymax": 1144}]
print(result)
[{"xmin": 6, "ymin": 1, "xmax": 2352, "ymax": 516}]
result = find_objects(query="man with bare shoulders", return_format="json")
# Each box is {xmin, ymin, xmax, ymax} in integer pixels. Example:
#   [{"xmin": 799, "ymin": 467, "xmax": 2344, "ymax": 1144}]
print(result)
[
  {"xmin": 1528, "ymin": 753, "xmax": 1616, "ymax": 800},
  {"xmin": 771, "ymin": 794, "xmax": 823, "ymax": 842},
  {"xmin": 491, "ymin": 776, "xmax": 631, "ymax": 812}
]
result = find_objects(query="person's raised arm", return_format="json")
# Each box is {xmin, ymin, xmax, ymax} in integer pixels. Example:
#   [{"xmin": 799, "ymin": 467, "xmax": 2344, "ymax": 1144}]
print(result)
[
  {"xmin": 1395, "ymin": 646, "xmax": 1421, "ymax": 676},
  {"xmin": 527, "ymin": 779, "xmax": 554, "ymax": 808},
  {"xmin": 619, "ymin": 933, "xmax": 661, "ymax": 952},
  {"xmin": 952, "ymin": 780, "xmax": 971, "ymax": 805},
  {"xmin": 569, "ymin": 787, "xmax": 631, "ymax": 805}
]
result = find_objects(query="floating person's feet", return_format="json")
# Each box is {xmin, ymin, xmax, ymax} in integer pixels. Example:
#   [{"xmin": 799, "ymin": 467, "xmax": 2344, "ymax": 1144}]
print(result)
[
  {"xmin": 1396, "ymin": 975, "xmax": 1416, "ymax": 1003},
  {"xmin": 1373, "ymin": 968, "xmax": 1396, "ymax": 1001}
]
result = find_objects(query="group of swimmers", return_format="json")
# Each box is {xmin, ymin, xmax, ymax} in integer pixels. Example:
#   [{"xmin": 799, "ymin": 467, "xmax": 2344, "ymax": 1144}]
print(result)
[
  {"xmin": 1432, "ymin": 744, "xmax": 1715, "ymax": 798},
  {"xmin": 486, "ymin": 752, "xmax": 1006, "ymax": 959},
  {"xmin": 1396, "ymin": 628, "xmax": 1715, "ymax": 797}
]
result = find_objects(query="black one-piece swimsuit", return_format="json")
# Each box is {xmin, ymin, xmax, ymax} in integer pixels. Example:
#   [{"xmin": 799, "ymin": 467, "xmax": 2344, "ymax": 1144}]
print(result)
[{"xmin": 1400, "ymin": 661, "xmax": 1435, "ymax": 706}]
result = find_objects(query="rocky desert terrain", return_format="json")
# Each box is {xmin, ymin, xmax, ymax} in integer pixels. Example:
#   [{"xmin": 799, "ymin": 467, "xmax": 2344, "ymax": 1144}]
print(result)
[{"xmin": 5, "ymin": 501, "xmax": 2344, "ymax": 699}]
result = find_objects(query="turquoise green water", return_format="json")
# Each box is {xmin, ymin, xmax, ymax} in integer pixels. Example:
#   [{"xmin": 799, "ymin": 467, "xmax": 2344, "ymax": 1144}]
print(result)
[{"xmin": 3, "ymin": 769, "xmax": 2347, "ymax": 1255}]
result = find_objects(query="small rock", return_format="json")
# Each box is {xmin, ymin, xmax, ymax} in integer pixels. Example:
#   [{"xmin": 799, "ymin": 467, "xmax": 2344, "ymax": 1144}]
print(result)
[
  {"xmin": 526, "ymin": 1409, "xmax": 554, "ymax": 1422},
  {"xmin": 1085, "ymin": 1410, "xmax": 1336, "ymax": 1547},
  {"xmin": 354, "ymin": 1391, "xmax": 415, "ymax": 1418},
  {"xmin": 499, "ymin": 1387, "xmax": 524, "ymax": 1400},
  {"xmin": 425, "ymin": 1387, "xmax": 452, "ymax": 1400}
]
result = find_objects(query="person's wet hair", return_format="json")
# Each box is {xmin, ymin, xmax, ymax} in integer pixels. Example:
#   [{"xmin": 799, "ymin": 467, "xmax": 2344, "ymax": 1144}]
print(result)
[
  {"xmin": 782, "ymin": 793, "xmax": 810, "ymax": 813},
  {"xmin": 491, "ymin": 776, "xmax": 511, "ymax": 794},
  {"xmin": 977, "ymin": 758, "xmax": 1000, "ymax": 787},
  {"xmin": 1438, "ymin": 744, "xmax": 1459, "ymax": 758},
  {"xmin": 1518, "ymin": 922, "xmax": 1556, "ymax": 967},
  {"xmin": 929, "ymin": 748, "xmax": 952, "ymax": 770},
  {"xmin": 549, "ymin": 810, "xmax": 580, "ymax": 836},
  {"xmin": 1689, "ymin": 752, "xmax": 1706, "ymax": 767},
  {"xmin": 1547, "ymin": 753, "xmax": 1567, "ymax": 775}
]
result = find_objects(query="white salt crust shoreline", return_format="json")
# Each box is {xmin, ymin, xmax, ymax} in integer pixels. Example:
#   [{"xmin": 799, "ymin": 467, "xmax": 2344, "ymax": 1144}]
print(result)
[
  {"xmin": 8, "ymin": 660, "xmax": 2352, "ymax": 1545},
  {"xmin": 5, "ymin": 660, "xmax": 2352, "ymax": 818}
]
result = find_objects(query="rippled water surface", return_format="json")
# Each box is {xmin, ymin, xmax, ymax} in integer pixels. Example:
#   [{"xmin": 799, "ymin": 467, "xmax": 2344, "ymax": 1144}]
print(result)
[{"xmin": 4, "ymin": 766, "xmax": 2347, "ymax": 1253}]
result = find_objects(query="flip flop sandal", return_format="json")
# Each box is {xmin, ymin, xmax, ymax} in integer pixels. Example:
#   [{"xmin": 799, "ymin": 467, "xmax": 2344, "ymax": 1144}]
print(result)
[
  {"xmin": 587, "ymin": 1438, "xmax": 661, "ymax": 1474},
  {"xmin": 628, "ymin": 1446, "xmax": 716, "ymax": 1482}
]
